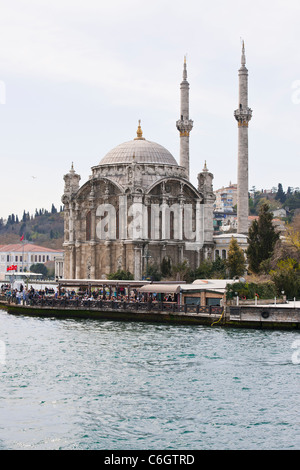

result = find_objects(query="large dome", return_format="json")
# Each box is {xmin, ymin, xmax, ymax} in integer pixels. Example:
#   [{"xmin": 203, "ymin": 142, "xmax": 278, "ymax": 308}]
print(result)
[{"xmin": 99, "ymin": 122, "xmax": 178, "ymax": 167}]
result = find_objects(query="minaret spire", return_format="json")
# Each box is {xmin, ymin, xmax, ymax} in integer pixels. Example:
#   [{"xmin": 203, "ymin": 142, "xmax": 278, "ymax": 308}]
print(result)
[
  {"xmin": 234, "ymin": 40, "xmax": 253, "ymax": 234},
  {"xmin": 241, "ymin": 40, "xmax": 246, "ymax": 66},
  {"xmin": 176, "ymin": 56, "xmax": 193, "ymax": 179},
  {"xmin": 183, "ymin": 55, "xmax": 187, "ymax": 80}
]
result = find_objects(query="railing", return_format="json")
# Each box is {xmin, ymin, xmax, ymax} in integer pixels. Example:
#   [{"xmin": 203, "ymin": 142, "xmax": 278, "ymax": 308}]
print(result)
[{"xmin": 7, "ymin": 297, "xmax": 223, "ymax": 316}]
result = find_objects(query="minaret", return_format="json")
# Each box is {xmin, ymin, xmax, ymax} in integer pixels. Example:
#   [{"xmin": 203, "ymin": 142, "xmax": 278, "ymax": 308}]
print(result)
[
  {"xmin": 234, "ymin": 41, "xmax": 252, "ymax": 234},
  {"xmin": 176, "ymin": 57, "xmax": 193, "ymax": 179}
]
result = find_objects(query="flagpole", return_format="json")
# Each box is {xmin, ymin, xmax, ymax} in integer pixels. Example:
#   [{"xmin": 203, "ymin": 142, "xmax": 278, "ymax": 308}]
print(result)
[{"xmin": 20, "ymin": 234, "xmax": 24, "ymax": 273}]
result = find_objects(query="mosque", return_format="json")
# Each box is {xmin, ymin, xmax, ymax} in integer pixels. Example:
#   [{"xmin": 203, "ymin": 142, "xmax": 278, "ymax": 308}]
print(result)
[{"xmin": 61, "ymin": 45, "xmax": 251, "ymax": 280}]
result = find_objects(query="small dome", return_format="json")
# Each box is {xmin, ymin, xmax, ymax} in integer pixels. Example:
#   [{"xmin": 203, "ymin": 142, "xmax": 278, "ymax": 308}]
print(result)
[{"xmin": 99, "ymin": 122, "xmax": 178, "ymax": 166}]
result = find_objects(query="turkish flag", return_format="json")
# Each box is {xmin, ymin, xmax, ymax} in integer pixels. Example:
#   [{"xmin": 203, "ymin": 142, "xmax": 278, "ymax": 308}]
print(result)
[
  {"xmin": 20, "ymin": 235, "xmax": 24, "ymax": 241},
  {"xmin": 7, "ymin": 265, "xmax": 17, "ymax": 271}
]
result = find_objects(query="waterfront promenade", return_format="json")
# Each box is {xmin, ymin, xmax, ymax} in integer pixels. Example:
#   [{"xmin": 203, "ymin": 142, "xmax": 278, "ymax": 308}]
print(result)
[{"xmin": 1, "ymin": 282, "xmax": 300, "ymax": 329}]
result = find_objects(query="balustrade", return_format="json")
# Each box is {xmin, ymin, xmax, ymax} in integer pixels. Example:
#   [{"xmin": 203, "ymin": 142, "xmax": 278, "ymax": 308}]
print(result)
[{"xmin": 8, "ymin": 296, "xmax": 223, "ymax": 316}]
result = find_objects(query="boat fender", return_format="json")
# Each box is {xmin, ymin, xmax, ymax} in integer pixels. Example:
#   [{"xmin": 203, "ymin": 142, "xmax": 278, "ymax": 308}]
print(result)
[{"xmin": 261, "ymin": 311, "xmax": 270, "ymax": 319}]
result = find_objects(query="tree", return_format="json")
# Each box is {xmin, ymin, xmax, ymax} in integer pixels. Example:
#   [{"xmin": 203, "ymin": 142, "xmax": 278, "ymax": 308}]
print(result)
[
  {"xmin": 161, "ymin": 257, "xmax": 172, "ymax": 278},
  {"xmin": 172, "ymin": 260, "xmax": 190, "ymax": 281},
  {"xmin": 226, "ymin": 237, "xmax": 246, "ymax": 278},
  {"xmin": 146, "ymin": 263, "xmax": 162, "ymax": 281},
  {"xmin": 30, "ymin": 263, "xmax": 48, "ymax": 277},
  {"xmin": 107, "ymin": 269, "xmax": 134, "ymax": 280},
  {"xmin": 7, "ymin": 214, "xmax": 15, "ymax": 225},
  {"xmin": 19, "ymin": 222, "xmax": 26, "ymax": 238},
  {"xmin": 193, "ymin": 260, "xmax": 214, "ymax": 279},
  {"xmin": 211, "ymin": 256, "xmax": 227, "ymax": 278},
  {"xmin": 270, "ymin": 259, "xmax": 300, "ymax": 299},
  {"xmin": 284, "ymin": 216, "xmax": 300, "ymax": 256},
  {"xmin": 226, "ymin": 281, "xmax": 277, "ymax": 300},
  {"xmin": 285, "ymin": 191, "xmax": 300, "ymax": 212},
  {"xmin": 247, "ymin": 203, "xmax": 280, "ymax": 273},
  {"xmin": 275, "ymin": 183, "xmax": 286, "ymax": 204}
]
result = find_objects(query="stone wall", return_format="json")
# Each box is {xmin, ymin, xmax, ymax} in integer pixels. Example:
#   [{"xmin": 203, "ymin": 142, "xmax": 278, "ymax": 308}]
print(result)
[{"xmin": 229, "ymin": 305, "xmax": 300, "ymax": 325}]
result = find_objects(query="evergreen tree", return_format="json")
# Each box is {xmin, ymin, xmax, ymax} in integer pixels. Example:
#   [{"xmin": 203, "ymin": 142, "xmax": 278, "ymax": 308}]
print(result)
[
  {"xmin": 247, "ymin": 203, "xmax": 280, "ymax": 273},
  {"xmin": 7, "ymin": 214, "xmax": 16, "ymax": 225},
  {"xmin": 285, "ymin": 191, "xmax": 300, "ymax": 211},
  {"xmin": 211, "ymin": 256, "xmax": 227, "ymax": 278},
  {"xmin": 275, "ymin": 183, "xmax": 286, "ymax": 203},
  {"xmin": 19, "ymin": 222, "xmax": 26, "ymax": 238},
  {"xmin": 161, "ymin": 257, "xmax": 172, "ymax": 278},
  {"xmin": 226, "ymin": 237, "xmax": 246, "ymax": 278}
]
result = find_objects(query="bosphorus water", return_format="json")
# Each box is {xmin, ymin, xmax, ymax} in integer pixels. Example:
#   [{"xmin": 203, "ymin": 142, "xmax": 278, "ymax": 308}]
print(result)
[{"xmin": 0, "ymin": 308, "xmax": 299, "ymax": 450}]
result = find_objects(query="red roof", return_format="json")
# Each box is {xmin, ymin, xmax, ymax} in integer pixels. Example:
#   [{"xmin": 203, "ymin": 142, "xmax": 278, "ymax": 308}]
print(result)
[{"xmin": 0, "ymin": 243, "xmax": 63, "ymax": 253}]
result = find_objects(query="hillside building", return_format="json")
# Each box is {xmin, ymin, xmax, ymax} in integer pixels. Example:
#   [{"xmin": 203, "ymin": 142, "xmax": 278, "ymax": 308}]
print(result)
[{"xmin": 214, "ymin": 183, "xmax": 237, "ymax": 213}]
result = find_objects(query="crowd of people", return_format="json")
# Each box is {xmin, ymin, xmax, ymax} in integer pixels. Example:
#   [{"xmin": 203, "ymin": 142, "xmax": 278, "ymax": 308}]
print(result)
[{"xmin": 0, "ymin": 283, "xmax": 178, "ymax": 305}]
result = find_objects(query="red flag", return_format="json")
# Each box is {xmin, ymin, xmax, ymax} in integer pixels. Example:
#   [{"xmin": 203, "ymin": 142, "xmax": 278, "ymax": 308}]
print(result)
[
  {"xmin": 20, "ymin": 234, "xmax": 24, "ymax": 241},
  {"xmin": 7, "ymin": 265, "xmax": 17, "ymax": 271}
]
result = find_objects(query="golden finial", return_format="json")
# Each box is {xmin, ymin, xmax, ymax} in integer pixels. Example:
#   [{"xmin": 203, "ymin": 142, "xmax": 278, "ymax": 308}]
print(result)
[
  {"xmin": 134, "ymin": 119, "xmax": 145, "ymax": 140},
  {"xmin": 203, "ymin": 160, "xmax": 208, "ymax": 172}
]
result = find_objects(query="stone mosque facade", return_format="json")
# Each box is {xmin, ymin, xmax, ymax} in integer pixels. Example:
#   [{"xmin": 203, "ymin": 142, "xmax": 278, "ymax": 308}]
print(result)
[{"xmin": 62, "ymin": 47, "xmax": 251, "ymax": 280}]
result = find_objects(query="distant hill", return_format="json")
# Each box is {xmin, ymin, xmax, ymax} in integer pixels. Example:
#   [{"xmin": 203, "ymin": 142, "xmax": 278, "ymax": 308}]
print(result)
[
  {"xmin": 0, "ymin": 205, "xmax": 64, "ymax": 249},
  {"xmin": 249, "ymin": 185, "xmax": 300, "ymax": 221}
]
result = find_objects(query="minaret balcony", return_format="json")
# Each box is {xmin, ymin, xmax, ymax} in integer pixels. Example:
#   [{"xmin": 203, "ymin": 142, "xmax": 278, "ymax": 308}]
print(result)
[
  {"xmin": 234, "ymin": 107, "xmax": 252, "ymax": 126},
  {"xmin": 176, "ymin": 119, "xmax": 194, "ymax": 136}
]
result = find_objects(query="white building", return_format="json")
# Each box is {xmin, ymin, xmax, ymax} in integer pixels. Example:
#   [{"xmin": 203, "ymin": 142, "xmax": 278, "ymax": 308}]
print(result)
[
  {"xmin": 213, "ymin": 233, "xmax": 248, "ymax": 260},
  {"xmin": 0, "ymin": 243, "xmax": 63, "ymax": 281},
  {"xmin": 214, "ymin": 183, "xmax": 237, "ymax": 213}
]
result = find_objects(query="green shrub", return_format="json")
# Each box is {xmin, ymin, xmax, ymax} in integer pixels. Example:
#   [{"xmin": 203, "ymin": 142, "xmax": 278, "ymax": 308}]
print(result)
[{"xmin": 226, "ymin": 281, "xmax": 277, "ymax": 300}]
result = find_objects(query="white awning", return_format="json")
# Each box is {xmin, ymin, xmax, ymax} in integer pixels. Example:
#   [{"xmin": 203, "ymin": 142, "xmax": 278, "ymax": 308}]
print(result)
[{"xmin": 138, "ymin": 284, "xmax": 181, "ymax": 294}]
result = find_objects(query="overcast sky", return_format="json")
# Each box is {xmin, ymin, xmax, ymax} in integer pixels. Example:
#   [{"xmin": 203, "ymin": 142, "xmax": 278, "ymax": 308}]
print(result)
[{"xmin": 0, "ymin": 0, "xmax": 300, "ymax": 220}]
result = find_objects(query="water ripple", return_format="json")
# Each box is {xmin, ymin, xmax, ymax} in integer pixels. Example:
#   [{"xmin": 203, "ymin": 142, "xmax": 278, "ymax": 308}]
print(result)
[{"xmin": 0, "ymin": 311, "xmax": 299, "ymax": 450}]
